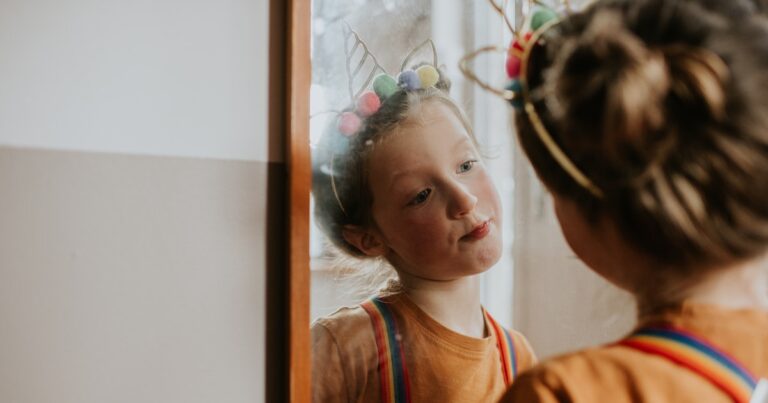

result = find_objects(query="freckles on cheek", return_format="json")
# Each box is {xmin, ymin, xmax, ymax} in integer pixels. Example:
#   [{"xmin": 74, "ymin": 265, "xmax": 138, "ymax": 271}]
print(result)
[
  {"xmin": 389, "ymin": 216, "xmax": 446, "ymax": 258},
  {"xmin": 479, "ymin": 178, "xmax": 502, "ymax": 212}
]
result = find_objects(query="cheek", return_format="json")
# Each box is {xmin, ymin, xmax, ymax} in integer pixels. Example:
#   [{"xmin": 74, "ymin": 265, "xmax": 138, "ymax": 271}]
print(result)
[
  {"xmin": 376, "ymin": 208, "xmax": 449, "ymax": 254},
  {"xmin": 477, "ymin": 174, "xmax": 502, "ymax": 217},
  {"xmin": 554, "ymin": 201, "xmax": 576, "ymax": 248},
  {"xmin": 554, "ymin": 199, "xmax": 593, "ymax": 265}
]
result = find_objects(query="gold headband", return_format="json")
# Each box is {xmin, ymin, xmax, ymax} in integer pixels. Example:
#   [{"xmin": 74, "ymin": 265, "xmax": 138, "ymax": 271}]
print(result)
[
  {"xmin": 460, "ymin": 2, "xmax": 605, "ymax": 198},
  {"xmin": 519, "ymin": 20, "xmax": 604, "ymax": 198}
]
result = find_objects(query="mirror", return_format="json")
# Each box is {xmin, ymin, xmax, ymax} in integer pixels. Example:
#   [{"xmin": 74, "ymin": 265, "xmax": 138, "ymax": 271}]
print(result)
[
  {"xmin": 307, "ymin": 0, "xmax": 634, "ymax": 383},
  {"xmin": 309, "ymin": 0, "xmax": 519, "ymax": 323}
]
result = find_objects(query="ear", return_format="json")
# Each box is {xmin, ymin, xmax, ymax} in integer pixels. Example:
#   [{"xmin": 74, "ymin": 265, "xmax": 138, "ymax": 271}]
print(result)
[{"xmin": 342, "ymin": 225, "xmax": 388, "ymax": 257}]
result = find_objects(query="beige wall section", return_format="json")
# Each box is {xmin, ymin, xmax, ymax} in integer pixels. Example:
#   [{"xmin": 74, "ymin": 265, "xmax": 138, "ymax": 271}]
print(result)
[
  {"xmin": 0, "ymin": 147, "xmax": 267, "ymax": 403},
  {"xmin": 513, "ymin": 160, "xmax": 637, "ymax": 360}
]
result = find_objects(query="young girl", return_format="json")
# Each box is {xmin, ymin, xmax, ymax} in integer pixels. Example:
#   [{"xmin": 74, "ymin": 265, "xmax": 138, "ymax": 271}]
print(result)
[
  {"xmin": 475, "ymin": 0, "xmax": 768, "ymax": 401},
  {"xmin": 311, "ymin": 55, "xmax": 537, "ymax": 401}
]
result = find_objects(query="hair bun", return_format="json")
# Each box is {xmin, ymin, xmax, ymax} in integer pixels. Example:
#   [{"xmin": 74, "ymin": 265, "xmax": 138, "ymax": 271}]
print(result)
[
  {"xmin": 548, "ymin": 10, "xmax": 671, "ymax": 162},
  {"xmin": 663, "ymin": 45, "xmax": 729, "ymax": 123}
]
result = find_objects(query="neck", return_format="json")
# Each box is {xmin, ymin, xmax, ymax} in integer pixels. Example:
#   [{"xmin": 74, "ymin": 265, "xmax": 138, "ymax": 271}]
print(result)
[
  {"xmin": 684, "ymin": 257, "xmax": 768, "ymax": 310},
  {"xmin": 637, "ymin": 256, "xmax": 768, "ymax": 315},
  {"xmin": 398, "ymin": 272, "xmax": 486, "ymax": 338}
]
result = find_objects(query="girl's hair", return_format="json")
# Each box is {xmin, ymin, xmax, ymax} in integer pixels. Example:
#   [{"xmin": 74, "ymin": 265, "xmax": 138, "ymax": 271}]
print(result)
[
  {"xmin": 517, "ymin": 0, "xmax": 768, "ymax": 272},
  {"xmin": 313, "ymin": 66, "xmax": 474, "ymax": 257}
]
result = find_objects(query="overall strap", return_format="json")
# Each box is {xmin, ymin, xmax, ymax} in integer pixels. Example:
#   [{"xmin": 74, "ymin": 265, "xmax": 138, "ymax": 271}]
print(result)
[
  {"xmin": 484, "ymin": 309, "xmax": 518, "ymax": 386},
  {"xmin": 361, "ymin": 297, "xmax": 412, "ymax": 403},
  {"xmin": 620, "ymin": 325, "xmax": 768, "ymax": 403}
]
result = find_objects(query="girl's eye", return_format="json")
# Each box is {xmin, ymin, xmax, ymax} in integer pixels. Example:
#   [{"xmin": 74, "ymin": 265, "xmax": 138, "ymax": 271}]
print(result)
[
  {"xmin": 408, "ymin": 189, "xmax": 432, "ymax": 206},
  {"xmin": 458, "ymin": 160, "xmax": 477, "ymax": 173}
]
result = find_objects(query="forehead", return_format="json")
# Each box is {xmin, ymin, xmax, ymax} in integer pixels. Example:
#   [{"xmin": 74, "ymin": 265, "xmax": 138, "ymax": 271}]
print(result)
[
  {"xmin": 375, "ymin": 101, "xmax": 472, "ymax": 158},
  {"xmin": 368, "ymin": 100, "xmax": 474, "ymax": 177}
]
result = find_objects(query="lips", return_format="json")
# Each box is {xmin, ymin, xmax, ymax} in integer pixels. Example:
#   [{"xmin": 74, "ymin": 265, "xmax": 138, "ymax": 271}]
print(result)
[{"xmin": 463, "ymin": 220, "xmax": 490, "ymax": 241}]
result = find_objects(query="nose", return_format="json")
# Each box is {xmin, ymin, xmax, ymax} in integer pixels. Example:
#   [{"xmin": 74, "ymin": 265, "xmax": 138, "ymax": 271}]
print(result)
[{"xmin": 447, "ymin": 182, "xmax": 478, "ymax": 218}]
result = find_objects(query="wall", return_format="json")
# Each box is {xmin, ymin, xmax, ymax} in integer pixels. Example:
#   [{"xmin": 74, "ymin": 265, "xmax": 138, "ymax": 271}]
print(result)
[{"xmin": 0, "ymin": 0, "xmax": 271, "ymax": 402}]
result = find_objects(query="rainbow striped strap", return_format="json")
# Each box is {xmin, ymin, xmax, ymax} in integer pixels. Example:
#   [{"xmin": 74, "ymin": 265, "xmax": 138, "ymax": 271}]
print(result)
[
  {"xmin": 361, "ymin": 298, "xmax": 412, "ymax": 403},
  {"xmin": 484, "ymin": 309, "xmax": 518, "ymax": 386},
  {"xmin": 620, "ymin": 326, "xmax": 766, "ymax": 403}
]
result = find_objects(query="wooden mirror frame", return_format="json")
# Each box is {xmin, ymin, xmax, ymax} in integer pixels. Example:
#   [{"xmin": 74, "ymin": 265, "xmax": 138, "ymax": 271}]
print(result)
[{"xmin": 267, "ymin": 0, "xmax": 311, "ymax": 402}]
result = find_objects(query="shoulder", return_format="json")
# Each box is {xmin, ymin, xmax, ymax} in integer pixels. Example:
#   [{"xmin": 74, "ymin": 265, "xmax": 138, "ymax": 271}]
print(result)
[
  {"xmin": 502, "ymin": 344, "xmax": 722, "ymax": 403},
  {"xmin": 542, "ymin": 345, "xmax": 646, "ymax": 378},
  {"xmin": 502, "ymin": 345, "xmax": 641, "ymax": 403},
  {"xmin": 312, "ymin": 304, "xmax": 378, "ymax": 360},
  {"xmin": 313, "ymin": 304, "xmax": 371, "ymax": 335},
  {"xmin": 483, "ymin": 311, "xmax": 538, "ymax": 371},
  {"xmin": 501, "ymin": 327, "xmax": 538, "ymax": 371},
  {"xmin": 311, "ymin": 304, "xmax": 380, "ymax": 402},
  {"xmin": 312, "ymin": 294, "xmax": 411, "ymax": 345}
]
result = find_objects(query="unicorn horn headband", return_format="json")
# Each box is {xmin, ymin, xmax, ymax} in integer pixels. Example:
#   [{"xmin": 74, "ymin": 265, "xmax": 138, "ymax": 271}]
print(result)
[
  {"xmin": 460, "ymin": 0, "xmax": 604, "ymax": 198},
  {"xmin": 326, "ymin": 25, "xmax": 444, "ymax": 216},
  {"xmin": 335, "ymin": 23, "xmax": 442, "ymax": 137}
]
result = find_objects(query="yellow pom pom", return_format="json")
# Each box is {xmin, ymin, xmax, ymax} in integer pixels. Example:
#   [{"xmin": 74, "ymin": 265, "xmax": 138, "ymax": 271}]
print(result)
[{"xmin": 416, "ymin": 65, "xmax": 439, "ymax": 88}]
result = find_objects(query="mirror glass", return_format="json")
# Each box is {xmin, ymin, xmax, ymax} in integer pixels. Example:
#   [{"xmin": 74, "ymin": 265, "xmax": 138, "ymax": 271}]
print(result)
[{"xmin": 308, "ymin": 0, "xmax": 634, "ymax": 367}]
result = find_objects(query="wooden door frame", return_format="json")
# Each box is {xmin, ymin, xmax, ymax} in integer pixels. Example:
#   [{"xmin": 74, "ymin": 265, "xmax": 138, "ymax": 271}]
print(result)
[{"xmin": 267, "ymin": 0, "xmax": 311, "ymax": 402}]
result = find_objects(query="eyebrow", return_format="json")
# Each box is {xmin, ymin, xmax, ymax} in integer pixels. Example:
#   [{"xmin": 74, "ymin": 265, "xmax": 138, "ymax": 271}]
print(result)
[
  {"xmin": 453, "ymin": 136, "xmax": 473, "ymax": 151},
  {"xmin": 388, "ymin": 169, "xmax": 419, "ymax": 192},
  {"xmin": 387, "ymin": 136, "xmax": 475, "ymax": 191}
]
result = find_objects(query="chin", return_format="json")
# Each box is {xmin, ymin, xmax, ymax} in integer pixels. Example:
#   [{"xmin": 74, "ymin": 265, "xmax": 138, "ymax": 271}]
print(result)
[
  {"xmin": 486, "ymin": 232, "xmax": 503, "ymax": 263},
  {"xmin": 472, "ymin": 264, "xmax": 495, "ymax": 276},
  {"xmin": 443, "ymin": 251, "xmax": 501, "ymax": 279},
  {"xmin": 475, "ymin": 243, "xmax": 502, "ymax": 270}
]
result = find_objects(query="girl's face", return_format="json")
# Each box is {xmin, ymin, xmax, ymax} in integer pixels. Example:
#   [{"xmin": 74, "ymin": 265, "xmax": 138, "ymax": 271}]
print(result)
[{"xmin": 365, "ymin": 100, "xmax": 503, "ymax": 281}]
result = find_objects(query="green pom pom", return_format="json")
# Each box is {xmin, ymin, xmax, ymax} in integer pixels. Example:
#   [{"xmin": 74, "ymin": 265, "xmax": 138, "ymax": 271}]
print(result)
[
  {"xmin": 416, "ymin": 65, "xmax": 440, "ymax": 88},
  {"xmin": 373, "ymin": 74, "xmax": 398, "ymax": 99},
  {"xmin": 531, "ymin": 7, "xmax": 557, "ymax": 31}
]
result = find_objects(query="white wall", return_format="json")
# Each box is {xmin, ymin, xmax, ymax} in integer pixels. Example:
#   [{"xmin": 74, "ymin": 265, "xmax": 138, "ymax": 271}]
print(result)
[
  {"xmin": 0, "ymin": 0, "xmax": 270, "ymax": 402},
  {"xmin": 0, "ymin": 0, "xmax": 271, "ymax": 162},
  {"xmin": 513, "ymin": 160, "xmax": 636, "ymax": 359}
]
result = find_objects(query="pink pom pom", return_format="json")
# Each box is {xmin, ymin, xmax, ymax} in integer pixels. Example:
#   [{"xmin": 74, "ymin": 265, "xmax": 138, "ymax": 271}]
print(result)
[
  {"xmin": 511, "ymin": 32, "xmax": 533, "ymax": 53},
  {"xmin": 338, "ymin": 112, "xmax": 362, "ymax": 137},
  {"xmin": 506, "ymin": 55, "xmax": 522, "ymax": 78},
  {"xmin": 356, "ymin": 91, "xmax": 381, "ymax": 117},
  {"xmin": 507, "ymin": 33, "xmax": 533, "ymax": 78}
]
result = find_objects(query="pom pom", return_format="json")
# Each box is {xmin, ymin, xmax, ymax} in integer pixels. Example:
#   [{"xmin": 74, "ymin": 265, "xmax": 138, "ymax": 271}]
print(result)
[
  {"xmin": 511, "ymin": 32, "xmax": 533, "ymax": 53},
  {"xmin": 397, "ymin": 70, "xmax": 421, "ymax": 90},
  {"xmin": 416, "ymin": 65, "xmax": 440, "ymax": 88},
  {"xmin": 531, "ymin": 8, "xmax": 558, "ymax": 31},
  {"xmin": 505, "ymin": 79, "xmax": 523, "ymax": 109},
  {"xmin": 506, "ymin": 79, "xmax": 522, "ymax": 92},
  {"xmin": 507, "ymin": 33, "xmax": 532, "ymax": 79},
  {"xmin": 356, "ymin": 91, "xmax": 381, "ymax": 117},
  {"xmin": 338, "ymin": 112, "xmax": 362, "ymax": 136},
  {"xmin": 506, "ymin": 54, "xmax": 522, "ymax": 78},
  {"xmin": 373, "ymin": 74, "xmax": 398, "ymax": 99}
]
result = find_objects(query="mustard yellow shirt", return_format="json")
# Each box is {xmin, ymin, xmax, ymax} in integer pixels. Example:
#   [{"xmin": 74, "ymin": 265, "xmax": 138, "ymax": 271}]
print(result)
[
  {"xmin": 312, "ymin": 293, "xmax": 537, "ymax": 403},
  {"xmin": 501, "ymin": 302, "xmax": 768, "ymax": 403}
]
